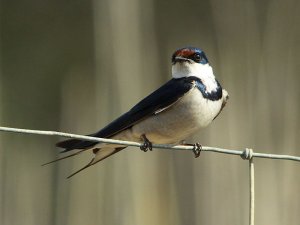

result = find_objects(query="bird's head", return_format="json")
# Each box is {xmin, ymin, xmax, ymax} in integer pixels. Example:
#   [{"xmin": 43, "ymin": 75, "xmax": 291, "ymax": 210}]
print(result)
[{"xmin": 171, "ymin": 47, "xmax": 213, "ymax": 80}]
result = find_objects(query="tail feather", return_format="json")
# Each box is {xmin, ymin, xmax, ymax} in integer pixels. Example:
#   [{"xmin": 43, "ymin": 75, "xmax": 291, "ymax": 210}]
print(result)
[
  {"xmin": 66, "ymin": 147, "xmax": 125, "ymax": 178},
  {"xmin": 67, "ymin": 159, "xmax": 95, "ymax": 179},
  {"xmin": 56, "ymin": 138, "xmax": 98, "ymax": 152},
  {"xmin": 53, "ymin": 134, "xmax": 127, "ymax": 178},
  {"xmin": 41, "ymin": 148, "xmax": 89, "ymax": 166}
]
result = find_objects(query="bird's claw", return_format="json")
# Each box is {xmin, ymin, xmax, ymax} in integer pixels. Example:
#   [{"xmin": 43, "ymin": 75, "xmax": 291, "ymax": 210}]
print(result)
[
  {"xmin": 140, "ymin": 134, "xmax": 152, "ymax": 152},
  {"xmin": 192, "ymin": 143, "xmax": 202, "ymax": 158},
  {"xmin": 181, "ymin": 141, "xmax": 202, "ymax": 158}
]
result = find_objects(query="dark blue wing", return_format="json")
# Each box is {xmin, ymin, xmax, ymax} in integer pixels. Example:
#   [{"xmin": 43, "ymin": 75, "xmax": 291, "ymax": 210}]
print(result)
[{"xmin": 57, "ymin": 77, "xmax": 194, "ymax": 151}]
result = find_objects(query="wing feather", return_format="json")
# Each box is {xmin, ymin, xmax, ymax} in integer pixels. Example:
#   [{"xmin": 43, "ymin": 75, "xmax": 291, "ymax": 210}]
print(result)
[{"xmin": 57, "ymin": 77, "xmax": 194, "ymax": 151}]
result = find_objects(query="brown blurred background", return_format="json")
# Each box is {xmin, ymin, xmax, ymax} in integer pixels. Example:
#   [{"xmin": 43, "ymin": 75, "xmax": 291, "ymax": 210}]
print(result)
[{"xmin": 0, "ymin": 0, "xmax": 299, "ymax": 224}]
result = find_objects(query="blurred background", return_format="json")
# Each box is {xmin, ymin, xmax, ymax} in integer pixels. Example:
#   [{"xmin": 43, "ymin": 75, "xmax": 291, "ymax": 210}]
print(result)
[{"xmin": 0, "ymin": 0, "xmax": 299, "ymax": 224}]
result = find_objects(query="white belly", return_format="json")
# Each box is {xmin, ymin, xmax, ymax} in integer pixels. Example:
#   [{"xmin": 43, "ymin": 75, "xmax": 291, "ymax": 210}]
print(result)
[{"xmin": 125, "ymin": 87, "xmax": 223, "ymax": 144}]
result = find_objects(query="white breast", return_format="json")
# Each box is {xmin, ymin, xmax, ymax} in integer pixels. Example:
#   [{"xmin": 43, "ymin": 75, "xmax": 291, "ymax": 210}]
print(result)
[
  {"xmin": 172, "ymin": 87, "xmax": 223, "ymax": 128},
  {"xmin": 129, "ymin": 87, "xmax": 223, "ymax": 144}
]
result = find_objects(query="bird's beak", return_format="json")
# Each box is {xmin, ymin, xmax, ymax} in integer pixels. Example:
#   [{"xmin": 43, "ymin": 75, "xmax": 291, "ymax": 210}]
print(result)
[{"xmin": 173, "ymin": 56, "xmax": 193, "ymax": 64}]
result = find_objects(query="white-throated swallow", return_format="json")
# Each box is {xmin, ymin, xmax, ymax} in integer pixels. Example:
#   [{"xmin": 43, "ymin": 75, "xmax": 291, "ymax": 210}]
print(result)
[{"xmin": 48, "ymin": 47, "xmax": 229, "ymax": 178}]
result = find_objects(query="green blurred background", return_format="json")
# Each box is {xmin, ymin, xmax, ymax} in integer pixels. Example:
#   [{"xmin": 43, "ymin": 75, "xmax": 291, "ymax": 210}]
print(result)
[{"xmin": 0, "ymin": 0, "xmax": 299, "ymax": 224}]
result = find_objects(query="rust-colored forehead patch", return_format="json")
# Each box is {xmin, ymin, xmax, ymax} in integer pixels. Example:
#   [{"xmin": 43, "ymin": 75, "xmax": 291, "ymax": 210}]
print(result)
[{"xmin": 174, "ymin": 48, "xmax": 196, "ymax": 58}]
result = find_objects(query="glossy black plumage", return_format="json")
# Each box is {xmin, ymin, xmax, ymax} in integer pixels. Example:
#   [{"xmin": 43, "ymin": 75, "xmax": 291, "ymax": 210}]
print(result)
[
  {"xmin": 195, "ymin": 78, "xmax": 223, "ymax": 101},
  {"xmin": 57, "ymin": 77, "xmax": 196, "ymax": 152}
]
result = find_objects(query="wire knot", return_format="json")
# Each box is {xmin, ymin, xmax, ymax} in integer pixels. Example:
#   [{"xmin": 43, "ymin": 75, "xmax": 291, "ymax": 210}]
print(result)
[{"xmin": 241, "ymin": 148, "xmax": 253, "ymax": 160}]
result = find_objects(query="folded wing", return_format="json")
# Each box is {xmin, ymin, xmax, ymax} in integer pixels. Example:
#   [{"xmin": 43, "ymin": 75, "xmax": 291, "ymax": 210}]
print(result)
[{"xmin": 57, "ymin": 77, "xmax": 195, "ymax": 152}]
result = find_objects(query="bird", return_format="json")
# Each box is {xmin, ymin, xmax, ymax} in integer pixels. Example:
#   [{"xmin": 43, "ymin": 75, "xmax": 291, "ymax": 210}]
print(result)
[{"xmin": 47, "ymin": 47, "xmax": 229, "ymax": 178}]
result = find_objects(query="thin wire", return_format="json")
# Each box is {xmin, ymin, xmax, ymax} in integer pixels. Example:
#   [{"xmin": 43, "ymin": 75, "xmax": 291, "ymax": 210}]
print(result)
[
  {"xmin": 0, "ymin": 126, "xmax": 299, "ymax": 162},
  {"xmin": 248, "ymin": 149, "xmax": 255, "ymax": 225},
  {"xmin": 1, "ymin": 126, "xmax": 300, "ymax": 225}
]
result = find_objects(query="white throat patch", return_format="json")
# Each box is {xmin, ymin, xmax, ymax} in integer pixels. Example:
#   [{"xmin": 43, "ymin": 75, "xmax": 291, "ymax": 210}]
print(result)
[{"xmin": 172, "ymin": 62, "xmax": 218, "ymax": 93}]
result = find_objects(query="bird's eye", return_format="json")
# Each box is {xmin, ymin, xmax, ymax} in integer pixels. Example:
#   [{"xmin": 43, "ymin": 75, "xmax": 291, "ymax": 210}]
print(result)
[{"xmin": 194, "ymin": 53, "xmax": 202, "ymax": 62}]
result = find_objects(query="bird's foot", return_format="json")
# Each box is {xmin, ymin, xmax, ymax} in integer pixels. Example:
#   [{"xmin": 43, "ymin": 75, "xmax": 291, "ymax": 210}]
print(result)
[
  {"xmin": 192, "ymin": 143, "xmax": 202, "ymax": 158},
  {"xmin": 182, "ymin": 142, "xmax": 202, "ymax": 158},
  {"xmin": 140, "ymin": 134, "xmax": 153, "ymax": 152}
]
